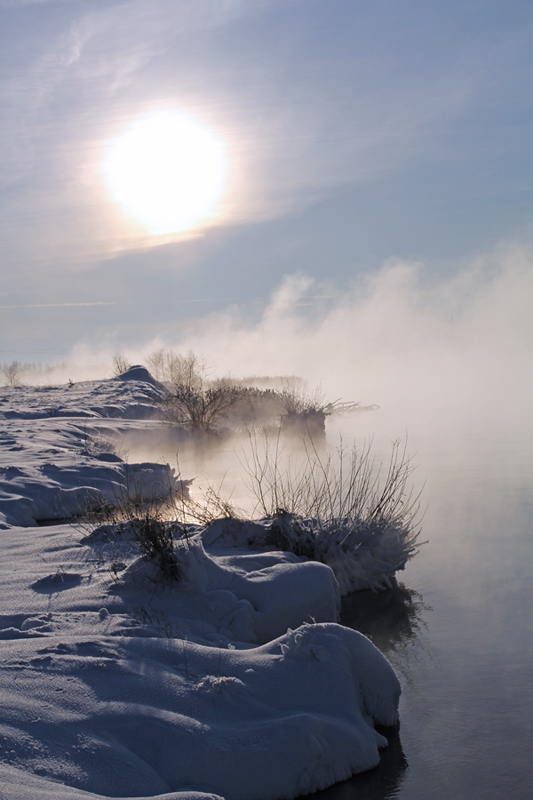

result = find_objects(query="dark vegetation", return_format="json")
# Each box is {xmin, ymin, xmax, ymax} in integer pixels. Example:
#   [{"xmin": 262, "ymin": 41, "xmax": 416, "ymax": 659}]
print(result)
[{"xmin": 124, "ymin": 347, "xmax": 368, "ymax": 439}]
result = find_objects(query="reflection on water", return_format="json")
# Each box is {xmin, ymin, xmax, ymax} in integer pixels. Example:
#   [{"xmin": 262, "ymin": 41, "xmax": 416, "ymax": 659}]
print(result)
[
  {"xmin": 306, "ymin": 722, "xmax": 407, "ymax": 800},
  {"xmin": 325, "ymin": 414, "xmax": 533, "ymax": 800},
  {"xmin": 340, "ymin": 579, "xmax": 431, "ymax": 681},
  {"xmin": 340, "ymin": 579, "xmax": 426, "ymax": 651}
]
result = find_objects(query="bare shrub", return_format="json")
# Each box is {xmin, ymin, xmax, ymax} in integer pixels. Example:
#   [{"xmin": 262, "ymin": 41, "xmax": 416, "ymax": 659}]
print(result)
[
  {"xmin": 0, "ymin": 360, "xmax": 67, "ymax": 386},
  {"xmin": 112, "ymin": 354, "xmax": 132, "ymax": 376},
  {"xmin": 145, "ymin": 348, "xmax": 201, "ymax": 384},
  {"xmin": 176, "ymin": 484, "xmax": 240, "ymax": 526},
  {"xmin": 164, "ymin": 381, "xmax": 244, "ymax": 434},
  {"xmin": 80, "ymin": 458, "xmax": 239, "ymax": 583},
  {"xmin": 222, "ymin": 382, "xmax": 329, "ymax": 436},
  {"xmin": 244, "ymin": 433, "xmax": 420, "ymax": 526},
  {"xmin": 80, "ymin": 467, "xmax": 190, "ymax": 583},
  {"xmin": 3, "ymin": 360, "xmax": 22, "ymax": 386},
  {"xmin": 240, "ymin": 432, "xmax": 423, "ymax": 591},
  {"xmin": 157, "ymin": 362, "xmax": 363, "ymax": 438},
  {"xmin": 161, "ymin": 352, "xmax": 244, "ymax": 435},
  {"xmin": 277, "ymin": 377, "xmax": 325, "ymax": 415},
  {"xmin": 128, "ymin": 513, "xmax": 182, "ymax": 581}
]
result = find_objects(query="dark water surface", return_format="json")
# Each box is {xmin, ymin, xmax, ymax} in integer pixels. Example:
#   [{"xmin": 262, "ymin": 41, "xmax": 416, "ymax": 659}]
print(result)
[{"xmin": 307, "ymin": 410, "xmax": 533, "ymax": 800}]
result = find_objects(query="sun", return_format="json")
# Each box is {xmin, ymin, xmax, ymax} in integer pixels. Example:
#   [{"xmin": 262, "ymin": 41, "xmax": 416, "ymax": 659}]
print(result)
[{"xmin": 102, "ymin": 111, "xmax": 227, "ymax": 235}]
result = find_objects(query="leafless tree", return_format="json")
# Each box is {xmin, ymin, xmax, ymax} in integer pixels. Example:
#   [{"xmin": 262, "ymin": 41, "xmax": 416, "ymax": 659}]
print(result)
[
  {"xmin": 112, "ymin": 354, "xmax": 132, "ymax": 376},
  {"xmin": 162, "ymin": 351, "xmax": 243, "ymax": 434},
  {"xmin": 3, "ymin": 361, "xmax": 22, "ymax": 386}
]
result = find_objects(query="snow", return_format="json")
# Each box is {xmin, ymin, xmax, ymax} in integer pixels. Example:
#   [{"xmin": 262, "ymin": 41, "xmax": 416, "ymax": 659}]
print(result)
[
  {"xmin": 0, "ymin": 374, "xmax": 401, "ymax": 800},
  {"xmin": 0, "ymin": 375, "xmax": 179, "ymax": 528},
  {"xmin": 202, "ymin": 515, "xmax": 418, "ymax": 594}
]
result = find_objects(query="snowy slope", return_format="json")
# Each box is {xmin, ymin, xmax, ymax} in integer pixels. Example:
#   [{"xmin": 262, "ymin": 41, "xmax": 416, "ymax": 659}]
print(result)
[
  {"xmin": 0, "ymin": 371, "xmax": 401, "ymax": 800},
  {"xmin": 0, "ymin": 368, "xmax": 180, "ymax": 528}
]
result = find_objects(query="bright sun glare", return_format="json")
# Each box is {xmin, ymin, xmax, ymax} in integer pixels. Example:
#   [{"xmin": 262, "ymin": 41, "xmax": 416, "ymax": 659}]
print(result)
[{"xmin": 102, "ymin": 111, "xmax": 227, "ymax": 235}]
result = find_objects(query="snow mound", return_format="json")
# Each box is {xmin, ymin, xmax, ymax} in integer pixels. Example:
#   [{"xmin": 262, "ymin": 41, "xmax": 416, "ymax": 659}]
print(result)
[
  {"xmin": 0, "ymin": 459, "xmax": 185, "ymax": 527},
  {"xmin": 200, "ymin": 514, "xmax": 418, "ymax": 595},
  {"xmin": 0, "ymin": 375, "xmax": 165, "ymax": 421},
  {"xmin": 0, "ymin": 516, "xmax": 401, "ymax": 800},
  {"xmin": 0, "ymin": 623, "xmax": 399, "ymax": 800},
  {"xmin": 113, "ymin": 364, "xmax": 163, "ymax": 388},
  {"xmin": 86, "ymin": 532, "xmax": 339, "ymax": 645}
]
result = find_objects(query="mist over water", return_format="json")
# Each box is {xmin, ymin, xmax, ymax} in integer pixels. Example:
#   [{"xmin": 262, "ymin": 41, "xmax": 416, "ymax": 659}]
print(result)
[
  {"xmin": 30, "ymin": 241, "xmax": 531, "ymax": 441},
  {"xmin": 99, "ymin": 241, "xmax": 532, "ymax": 525},
  {"xmin": 299, "ymin": 405, "xmax": 531, "ymax": 799},
  {"xmin": 144, "ymin": 244, "xmax": 531, "ymax": 425}
]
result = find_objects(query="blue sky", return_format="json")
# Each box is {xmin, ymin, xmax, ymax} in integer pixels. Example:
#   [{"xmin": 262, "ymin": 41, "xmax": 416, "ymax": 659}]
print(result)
[{"xmin": 1, "ymin": 0, "xmax": 532, "ymax": 367}]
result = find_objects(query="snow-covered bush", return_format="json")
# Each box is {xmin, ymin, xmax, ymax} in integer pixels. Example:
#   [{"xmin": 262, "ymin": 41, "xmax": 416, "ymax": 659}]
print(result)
[
  {"xmin": 242, "ymin": 435, "xmax": 423, "ymax": 593},
  {"xmin": 85, "ymin": 503, "xmax": 190, "ymax": 584}
]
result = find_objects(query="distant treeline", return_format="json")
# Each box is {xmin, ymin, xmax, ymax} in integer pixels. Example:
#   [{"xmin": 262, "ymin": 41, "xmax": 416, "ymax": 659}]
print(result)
[{"xmin": 0, "ymin": 360, "xmax": 61, "ymax": 386}]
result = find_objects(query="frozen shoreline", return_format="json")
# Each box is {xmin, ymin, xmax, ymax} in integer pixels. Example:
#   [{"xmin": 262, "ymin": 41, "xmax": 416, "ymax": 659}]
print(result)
[{"xmin": 0, "ymin": 373, "xmax": 402, "ymax": 799}]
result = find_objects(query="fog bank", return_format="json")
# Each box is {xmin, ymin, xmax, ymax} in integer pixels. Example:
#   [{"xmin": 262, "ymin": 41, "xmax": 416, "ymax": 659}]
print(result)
[{"xmin": 23, "ymin": 242, "xmax": 532, "ymax": 436}]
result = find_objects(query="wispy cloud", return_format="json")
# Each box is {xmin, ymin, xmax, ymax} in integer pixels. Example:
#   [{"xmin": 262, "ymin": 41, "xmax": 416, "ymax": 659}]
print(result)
[
  {"xmin": 0, "ymin": 301, "xmax": 131, "ymax": 309},
  {"xmin": 0, "ymin": 298, "xmax": 217, "ymax": 310},
  {"xmin": 1, "ymin": 0, "xmax": 531, "ymax": 304},
  {"xmin": 3, "ymin": 0, "xmax": 522, "ymax": 276}
]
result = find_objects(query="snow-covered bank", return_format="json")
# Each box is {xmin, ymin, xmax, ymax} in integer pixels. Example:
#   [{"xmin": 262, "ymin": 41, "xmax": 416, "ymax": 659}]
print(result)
[
  {"xmin": 0, "ymin": 372, "xmax": 403, "ymax": 799},
  {"xmin": 0, "ymin": 369, "xmax": 180, "ymax": 528},
  {"xmin": 1, "ymin": 620, "xmax": 399, "ymax": 799},
  {"xmin": 0, "ymin": 519, "xmax": 400, "ymax": 800}
]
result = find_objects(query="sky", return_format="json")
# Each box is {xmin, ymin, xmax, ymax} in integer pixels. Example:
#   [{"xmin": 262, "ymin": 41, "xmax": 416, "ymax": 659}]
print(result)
[{"xmin": 0, "ymin": 0, "xmax": 532, "ymax": 405}]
